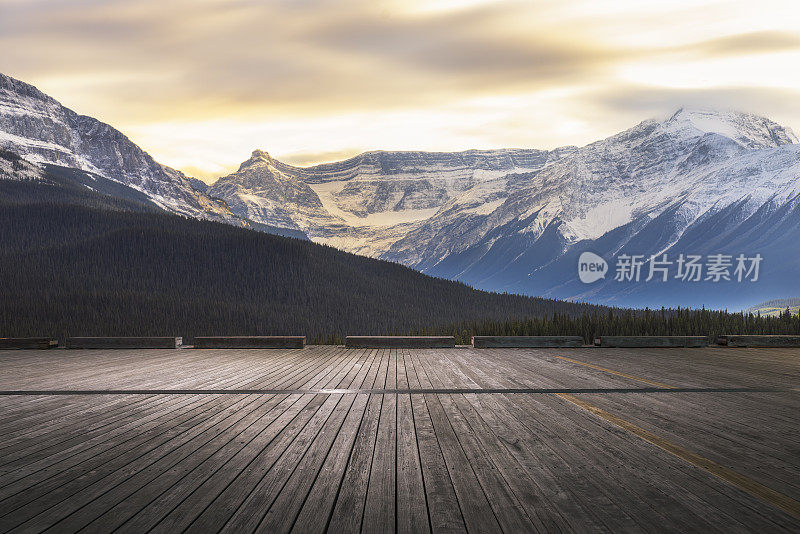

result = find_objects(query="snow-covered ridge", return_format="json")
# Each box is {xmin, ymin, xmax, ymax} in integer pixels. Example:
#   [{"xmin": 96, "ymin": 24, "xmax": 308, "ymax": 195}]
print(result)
[
  {"xmin": 2, "ymin": 68, "xmax": 798, "ymax": 297},
  {"xmin": 207, "ymin": 107, "xmax": 799, "ymax": 263},
  {"xmin": 661, "ymin": 108, "xmax": 797, "ymax": 149},
  {"xmin": 0, "ymin": 72, "xmax": 237, "ymax": 222},
  {"xmin": 208, "ymin": 145, "xmax": 577, "ymax": 253}
]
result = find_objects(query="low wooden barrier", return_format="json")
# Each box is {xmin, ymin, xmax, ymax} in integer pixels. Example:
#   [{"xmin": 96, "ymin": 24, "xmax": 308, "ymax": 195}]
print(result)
[
  {"xmin": 0, "ymin": 337, "xmax": 58, "ymax": 350},
  {"xmin": 599, "ymin": 336, "xmax": 709, "ymax": 348},
  {"xmin": 345, "ymin": 336, "xmax": 456, "ymax": 348},
  {"xmin": 193, "ymin": 336, "xmax": 305, "ymax": 349},
  {"xmin": 718, "ymin": 335, "xmax": 800, "ymax": 348},
  {"xmin": 66, "ymin": 337, "xmax": 182, "ymax": 349},
  {"xmin": 472, "ymin": 336, "xmax": 583, "ymax": 348}
]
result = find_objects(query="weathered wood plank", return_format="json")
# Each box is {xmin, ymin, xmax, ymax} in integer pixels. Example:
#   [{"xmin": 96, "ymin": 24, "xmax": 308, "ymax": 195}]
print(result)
[
  {"xmin": 362, "ymin": 392, "xmax": 397, "ymax": 532},
  {"xmin": 419, "ymin": 351, "xmax": 573, "ymax": 531},
  {"xmin": 424, "ymin": 391, "xmax": 503, "ymax": 532},
  {"xmin": 396, "ymin": 393, "xmax": 430, "ymax": 534},
  {"xmin": 66, "ymin": 337, "xmax": 182, "ymax": 349},
  {"xmin": 600, "ymin": 336, "xmax": 709, "ymax": 348},
  {"xmin": 97, "ymin": 394, "xmax": 302, "ymax": 534},
  {"xmin": 193, "ymin": 336, "xmax": 305, "ymax": 349},
  {"xmin": 0, "ymin": 352, "xmax": 339, "ymax": 520},
  {"xmin": 1, "ymin": 394, "xmax": 266, "ymax": 532},
  {"xmin": 256, "ymin": 393, "xmax": 360, "ymax": 533},
  {"xmin": 472, "ymin": 335, "xmax": 583, "ymax": 348},
  {"xmin": 77, "ymin": 394, "xmax": 292, "ymax": 533},
  {"xmin": 0, "ymin": 397, "xmax": 208, "ymax": 515},
  {"xmin": 721, "ymin": 335, "xmax": 800, "ymax": 348},
  {"xmin": 0, "ymin": 338, "xmax": 57, "ymax": 350},
  {"xmin": 1, "ymin": 347, "xmax": 799, "ymax": 533},
  {"xmin": 548, "ymin": 392, "xmax": 797, "ymax": 530},
  {"xmin": 213, "ymin": 394, "xmax": 346, "ymax": 533},
  {"xmin": 409, "ymin": 394, "xmax": 467, "ymax": 533},
  {"xmin": 405, "ymin": 350, "xmax": 467, "ymax": 533},
  {"xmin": 345, "ymin": 336, "xmax": 455, "ymax": 348},
  {"xmin": 144, "ymin": 352, "xmax": 368, "ymax": 533},
  {"xmin": 326, "ymin": 393, "xmax": 384, "ymax": 533},
  {"xmin": 147, "ymin": 395, "xmax": 318, "ymax": 534},
  {"xmin": 290, "ymin": 393, "xmax": 370, "ymax": 533}
]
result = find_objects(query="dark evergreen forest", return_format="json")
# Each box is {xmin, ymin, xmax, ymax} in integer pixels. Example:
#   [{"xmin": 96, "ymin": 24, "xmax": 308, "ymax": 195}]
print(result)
[
  {"xmin": 2, "ymin": 156, "xmax": 797, "ymax": 344},
  {"xmin": 0, "ymin": 166, "xmax": 606, "ymax": 343},
  {"xmin": 420, "ymin": 308, "xmax": 800, "ymax": 345}
]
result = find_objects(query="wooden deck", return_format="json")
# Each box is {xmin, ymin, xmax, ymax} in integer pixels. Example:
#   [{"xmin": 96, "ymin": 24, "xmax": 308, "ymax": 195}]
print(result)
[{"xmin": 0, "ymin": 346, "xmax": 798, "ymax": 533}]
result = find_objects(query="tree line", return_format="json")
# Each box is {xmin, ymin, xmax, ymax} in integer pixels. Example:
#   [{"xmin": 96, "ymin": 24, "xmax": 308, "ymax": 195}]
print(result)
[{"xmin": 411, "ymin": 307, "xmax": 800, "ymax": 345}]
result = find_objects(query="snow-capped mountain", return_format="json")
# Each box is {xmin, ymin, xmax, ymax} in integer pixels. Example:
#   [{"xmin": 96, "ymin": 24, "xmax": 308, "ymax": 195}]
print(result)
[
  {"xmin": 2, "ymin": 70, "xmax": 797, "ymax": 308},
  {"xmin": 0, "ymin": 73, "xmax": 239, "ymax": 222},
  {"xmin": 209, "ymin": 150, "xmax": 339, "ymax": 231},
  {"xmin": 399, "ymin": 109, "xmax": 800, "ymax": 309},
  {"xmin": 209, "ymin": 108, "xmax": 800, "ymax": 309},
  {"xmin": 384, "ymin": 109, "xmax": 798, "ymax": 266},
  {"xmin": 209, "ymin": 146, "xmax": 578, "ymax": 255}
]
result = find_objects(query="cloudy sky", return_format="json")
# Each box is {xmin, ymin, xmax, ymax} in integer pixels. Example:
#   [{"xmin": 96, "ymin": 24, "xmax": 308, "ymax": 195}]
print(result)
[{"xmin": 3, "ymin": 0, "xmax": 800, "ymax": 182}]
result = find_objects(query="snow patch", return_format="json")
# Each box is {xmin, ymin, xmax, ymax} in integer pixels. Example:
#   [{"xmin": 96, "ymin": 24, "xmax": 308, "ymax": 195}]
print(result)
[{"xmin": 565, "ymin": 201, "xmax": 635, "ymax": 241}]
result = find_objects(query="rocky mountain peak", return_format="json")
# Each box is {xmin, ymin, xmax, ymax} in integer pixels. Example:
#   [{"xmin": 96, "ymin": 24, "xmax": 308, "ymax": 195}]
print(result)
[
  {"xmin": 238, "ymin": 149, "xmax": 273, "ymax": 171},
  {"xmin": 0, "ymin": 73, "xmax": 54, "ymax": 106},
  {"xmin": 0, "ymin": 71, "xmax": 238, "ymax": 222},
  {"xmin": 660, "ymin": 107, "xmax": 797, "ymax": 149}
]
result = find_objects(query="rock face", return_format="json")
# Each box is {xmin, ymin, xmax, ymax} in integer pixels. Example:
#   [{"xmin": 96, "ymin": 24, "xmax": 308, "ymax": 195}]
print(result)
[
  {"xmin": 209, "ymin": 150, "xmax": 336, "ymax": 231},
  {"xmin": 208, "ymin": 146, "xmax": 577, "ymax": 255},
  {"xmin": 0, "ymin": 73, "xmax": 234, "ymax": 221},
  {"xmin": 210, "ymin": 108, "xmax": 800, "ymax": 309}
]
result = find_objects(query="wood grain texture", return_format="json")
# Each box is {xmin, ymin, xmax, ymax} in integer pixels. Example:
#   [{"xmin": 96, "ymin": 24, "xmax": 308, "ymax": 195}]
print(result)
[
  {"xmin": 194, "ymin": 337, "xmax": 306, "ymax": 349},
  {"xmin": 0, "ymin": 346, "xmax": 798, "ymax": 533},
  {"xmin": 600, "ymin": 336, "xmax": 709, "ymax": 348},
  {"xmin": 0, "ymin": 338, "xmax": 57, "ymax": 350},
  {"xmin": 66, "ymin": 337, "xmax": 182, "ymax": 349},
  {"xmin": 472, "ymin": 335, "xmax": 583, "ymax": 348},
  {"xmin": 722, "ymin": 335, "xmax": 800, "ymax": 348},
  {"xmin": 345, "ymin": 336, "xmax": 456, "ymax": 348}
]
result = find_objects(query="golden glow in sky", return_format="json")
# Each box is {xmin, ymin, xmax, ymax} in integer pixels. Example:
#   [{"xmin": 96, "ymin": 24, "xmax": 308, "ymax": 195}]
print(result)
[{"xmin": 3, "ymin": 0, "xmax": 800, "ymax": 181}]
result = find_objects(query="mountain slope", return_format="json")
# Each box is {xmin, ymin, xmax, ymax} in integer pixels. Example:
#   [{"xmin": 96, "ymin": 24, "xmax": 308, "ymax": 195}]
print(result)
[
  {"xmin": 384, "ymin": 109, "xmax": 799, "ymax": 266},
  {"xmin": 0, "ymin": 73, "xmax": 311, "ymax": 239},
  {"xmin": 0, "ymin": 73, "xmax": 243, "ymax": 223},
  {"xmin": 0, "ymin": 157, "xmax": 605, "ymax": 341},
  {"xmin": 410, "ymin": 110, "xmax": 800, "ymax": 309},
  {"xmin": 208, "ymin": 150, "xmax": 339, "ymax": 231},
  {"xmin": 208, "ymin": 147, "xmax": 576, "ymax": 255},
  {"xmin": 209, "ymin": 108, "xmax": 800, "ymax": 308}
]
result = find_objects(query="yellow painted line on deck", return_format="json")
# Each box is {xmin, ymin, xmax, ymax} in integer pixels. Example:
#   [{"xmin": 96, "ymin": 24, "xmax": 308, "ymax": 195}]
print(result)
[
  {"xmin": 555, "ymin": 392, "xmax": 800, "ymax": 520},
  {"xmin": 553, "ymin": 355, "xmax": 676, "ymax": 389}
]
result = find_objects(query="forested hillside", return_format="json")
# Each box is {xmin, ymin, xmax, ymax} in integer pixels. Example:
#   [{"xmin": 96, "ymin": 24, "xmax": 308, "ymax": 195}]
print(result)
[
  {"xmin": 3, "ymin": 155, "xmax": 797, "ymax": 344},
  {"xmin": 0, "ymin": 166, "xmax": 606, "ymax": 343},
  {"xmin": 423, "ymin": 308, "xmax": 800, "ymax": 345}
]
